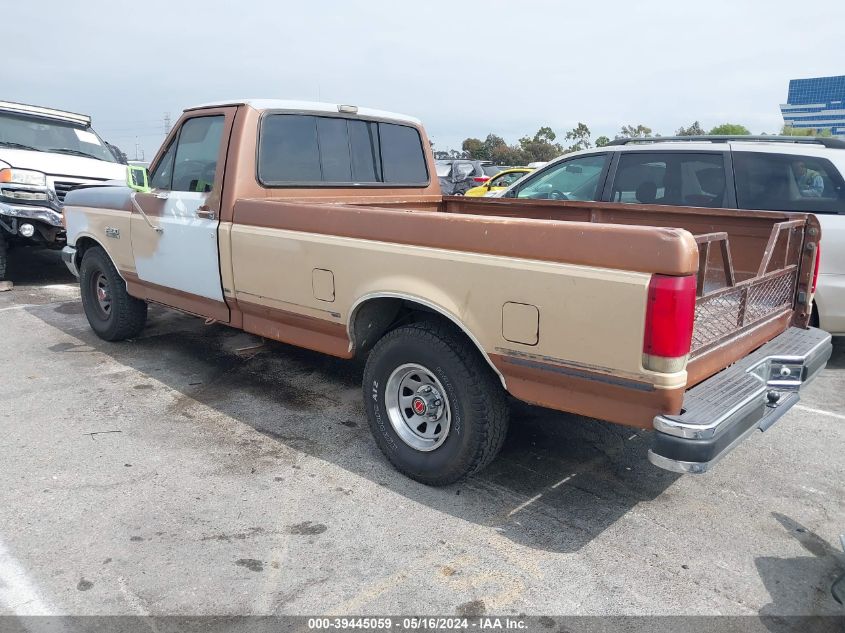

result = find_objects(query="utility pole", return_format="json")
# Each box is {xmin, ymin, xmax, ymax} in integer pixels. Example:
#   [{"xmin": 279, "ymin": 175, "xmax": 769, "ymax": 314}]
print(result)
[{"xmin": 164, "ymin": 113, "xmax": 171, "ymax": 135}]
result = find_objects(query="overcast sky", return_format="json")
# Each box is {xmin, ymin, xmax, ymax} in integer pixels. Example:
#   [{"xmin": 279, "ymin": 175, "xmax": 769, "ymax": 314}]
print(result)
[{"xmin": 7, "ymin": 0, "xmax": 845, "ymax": 159}]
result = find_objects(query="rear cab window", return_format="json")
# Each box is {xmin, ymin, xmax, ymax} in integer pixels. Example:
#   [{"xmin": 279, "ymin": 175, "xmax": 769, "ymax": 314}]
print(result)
[
  {"xmin": 258, "ymin": 113, "xmax": 428, "ymax": 187},
  {"xmin": 733, "ymin": 151, "xmax": 845, "ymax": 214},
  {"xmin": 610, "ymin": 152, "xmax": 728, "ymax": 207}
]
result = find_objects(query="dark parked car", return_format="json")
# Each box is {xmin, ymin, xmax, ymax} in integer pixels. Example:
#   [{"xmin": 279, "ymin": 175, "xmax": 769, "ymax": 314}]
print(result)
[{"xmin": 436, "ymin": 159, "xmax": 503, "ymax": 195}]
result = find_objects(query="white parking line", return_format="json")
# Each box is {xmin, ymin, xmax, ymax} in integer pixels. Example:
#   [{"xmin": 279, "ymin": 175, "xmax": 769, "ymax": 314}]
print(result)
[
  {"xmin": 0, "ymin": 539, "xmax": 55, "ymax": 616},
  {"xmin": 507, "ymin": 473, "xmax": 578, "ymax": 516},
  {"xmin": 795, "ymin": 404, "xmax": 845, "ymax": 422},
  {"xmin": 0, "ymin": 305, "xmax": 36, "ymax": 313}
]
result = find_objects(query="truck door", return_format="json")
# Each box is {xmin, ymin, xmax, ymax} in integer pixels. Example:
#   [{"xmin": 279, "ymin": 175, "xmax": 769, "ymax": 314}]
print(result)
[{"xmin": 129, "ymin": 107, "xmax": 234, "ymax": 321}]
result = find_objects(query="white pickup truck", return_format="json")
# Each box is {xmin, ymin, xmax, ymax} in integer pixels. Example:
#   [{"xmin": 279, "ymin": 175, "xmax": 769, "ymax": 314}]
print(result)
[{"xmin": 0, "ymin": 101, "xmax": 127, "ymax": 279}]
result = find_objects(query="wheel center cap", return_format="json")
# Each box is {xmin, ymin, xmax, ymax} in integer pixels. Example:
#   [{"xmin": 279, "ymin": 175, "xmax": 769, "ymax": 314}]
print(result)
[{"xmin": 412, "ymin": 397, "xmax": 427, "ymax": 415}]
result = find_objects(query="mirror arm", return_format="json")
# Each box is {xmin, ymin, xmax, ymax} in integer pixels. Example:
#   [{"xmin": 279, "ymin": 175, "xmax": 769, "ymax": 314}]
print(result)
[{"xmin": 130, "ymin": 192, "xmax": 163, "ymax": 234}]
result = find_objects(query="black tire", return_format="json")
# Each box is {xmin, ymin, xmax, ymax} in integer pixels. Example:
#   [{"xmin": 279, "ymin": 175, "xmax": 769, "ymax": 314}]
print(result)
[
  {"xmin": 0, "ymin": 232, "xmax": 7, "ymax": 281},
  {"xmin": 79, "ymin": 246, "xmax": 147, "ymax": 341},
  {"xmin": 363, "ymin": 320, "xmax": 509, "ymax": 485}
]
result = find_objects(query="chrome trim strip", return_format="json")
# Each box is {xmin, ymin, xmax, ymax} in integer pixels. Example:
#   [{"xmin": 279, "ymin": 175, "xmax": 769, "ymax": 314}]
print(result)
[{"xmin": 347, "ymin": 291, "xmax": 507, "ymax": 389}]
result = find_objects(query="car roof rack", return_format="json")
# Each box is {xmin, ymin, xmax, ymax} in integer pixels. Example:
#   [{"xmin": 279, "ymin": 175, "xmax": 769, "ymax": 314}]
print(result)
[{"xmin": 608, "ymin": 135, "xmax": 845, "ymax": 149}]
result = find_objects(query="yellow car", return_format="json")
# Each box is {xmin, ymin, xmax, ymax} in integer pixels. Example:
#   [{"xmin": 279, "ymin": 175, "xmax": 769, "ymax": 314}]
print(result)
[{"xmin": 464, "ymin": 167, "xmax": 533, "ymax": 197}]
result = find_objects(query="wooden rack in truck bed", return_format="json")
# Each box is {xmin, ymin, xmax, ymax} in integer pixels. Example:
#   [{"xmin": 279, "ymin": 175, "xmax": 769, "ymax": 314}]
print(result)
[{"xmin": 59, "ymin": 100, "xmax": 831, "ymax": 484}]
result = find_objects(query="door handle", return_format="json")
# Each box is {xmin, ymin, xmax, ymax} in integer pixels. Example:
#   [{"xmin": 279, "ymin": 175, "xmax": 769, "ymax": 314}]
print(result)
[
  {"xmin": 155, "ymin": 192, "xmax": 169, "ymax": 200},
  {"xmin": 196, "ymin": 206, "xmax": 216, "ymax": 220}
]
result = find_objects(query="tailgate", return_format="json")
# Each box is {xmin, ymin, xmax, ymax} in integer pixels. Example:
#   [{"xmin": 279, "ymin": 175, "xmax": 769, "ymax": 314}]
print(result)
[{"xmin": 687, "ymin": 216, "xmax": 820, "ymax": 384}]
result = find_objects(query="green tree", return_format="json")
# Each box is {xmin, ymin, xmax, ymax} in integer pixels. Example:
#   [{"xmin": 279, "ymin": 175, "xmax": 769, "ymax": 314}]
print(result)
[
  {"xmin": 676, "ymin": 121, "xmax": 705, "ymax": 136},
  {"xmin": 595, "ymin": 135, "xmax": 610, "ymax": 147},
  {"xmin": 564, "ymin": 122, "xmax": 592, "ymax": 153},
  {"xmin": 519, "ymin": 126, "xmax": 564, "ymax": 162},
  {"xmin": 617, "ymin": 124, "xmax": 654, "ymax": 139},
  {"xmin": 781, "ymin": 125, "xmax": 832, "ymax": 137},
  {"xmin": 461, "ymin": 137, "xmax": 486, "ymax": 160},
  {"xmin": 709, "ymin": 123, "xmax": 750, "ymax": 135},
  {"xmin": 490, "ymin": 143, "xmax": 526, "ymax": 166},
  {"xmin": 482, "ymin": 133, "xmax": 506, "ymax": 155}
]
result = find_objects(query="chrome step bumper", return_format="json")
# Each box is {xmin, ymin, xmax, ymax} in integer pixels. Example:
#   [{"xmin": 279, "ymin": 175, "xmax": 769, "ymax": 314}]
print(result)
[{"xmin": 649, "ymin": 326, "xmax": 832, "ymax": 474}]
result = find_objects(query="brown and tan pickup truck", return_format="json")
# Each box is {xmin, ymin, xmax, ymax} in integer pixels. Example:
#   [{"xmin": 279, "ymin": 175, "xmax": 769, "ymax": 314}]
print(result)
[{"xmin": 61, "ymin": 99, "xmax": 831, "ymax": 485}]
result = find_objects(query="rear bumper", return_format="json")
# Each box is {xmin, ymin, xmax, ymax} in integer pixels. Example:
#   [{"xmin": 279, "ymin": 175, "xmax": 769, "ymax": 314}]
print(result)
[{"xmin": 648, "ymin": 326, "xmax": 832, "ymax": 474}]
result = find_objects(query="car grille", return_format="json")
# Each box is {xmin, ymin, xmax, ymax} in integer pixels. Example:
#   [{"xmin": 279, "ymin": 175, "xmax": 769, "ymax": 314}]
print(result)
[
  {"xmin": 52, "ymin": 178, "xmax": 109, "ymax": 203},
  {"xmin": 53, "ymin": 181, "xmax": 81, "ymax": 202}
]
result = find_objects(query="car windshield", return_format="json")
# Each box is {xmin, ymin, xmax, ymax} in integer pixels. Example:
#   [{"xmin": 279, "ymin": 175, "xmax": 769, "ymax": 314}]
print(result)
[
  {"xmin": 482, "ymin": 164, "xmax": 506, "ymax": 176},
  {"xmin": 0, "ymin": 111, "xmax": 117, "ymax": 163}
]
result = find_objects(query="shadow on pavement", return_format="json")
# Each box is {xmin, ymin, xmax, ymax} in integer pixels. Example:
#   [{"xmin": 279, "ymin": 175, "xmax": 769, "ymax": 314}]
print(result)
[
  {"xmin": 4, "ymin": 246, "xmax": 74, "ymax": 287},
  {"xmin": 30, "ymin": 302, "xmax": 682, "ymax": 554},
  {"xmin": 755, "ymin": 513, "xmax": 845, "ymax": 630}
]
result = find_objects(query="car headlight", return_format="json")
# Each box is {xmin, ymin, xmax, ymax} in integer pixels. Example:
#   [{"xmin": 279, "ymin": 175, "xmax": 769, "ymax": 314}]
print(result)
[{"xmin": 0, "ymin": 168, "xmax": 47, "ymax": 187}]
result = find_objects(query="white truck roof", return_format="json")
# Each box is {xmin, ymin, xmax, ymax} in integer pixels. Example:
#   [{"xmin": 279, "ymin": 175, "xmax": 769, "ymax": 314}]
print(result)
[{"xmin": 184, "ymin": 99, "xmax": 422, "ymax": 125}]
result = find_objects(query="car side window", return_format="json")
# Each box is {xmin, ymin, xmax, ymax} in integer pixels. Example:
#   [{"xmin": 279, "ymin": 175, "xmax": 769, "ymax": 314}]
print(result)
[
  {"xmin": 149, "ymin": 140, "xmax": 177, "ymax": 190},
  {"xmin": 733, "ymin": 151, "xmax": 845, "ymax": 214},
  {"xmin": 171, "ymin": 116, "xmax": 225, "ymax": 193},
  {"xmin": 491, "ymin": 171, "xmax": 523, "ymax": 187},
  {"xmin": 610, "ymin": 152, "xmax": 727, "ymax": 207},
  {"xmin": 515, "ymin": 154, "xmax": 607, "ymax": 201}
]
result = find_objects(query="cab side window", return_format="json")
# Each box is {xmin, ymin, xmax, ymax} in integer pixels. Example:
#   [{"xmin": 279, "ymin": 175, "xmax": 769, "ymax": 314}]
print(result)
[
  {"xmin": 149, "ymin": 140, "xmax": 176, "ymax": 190},
  {"xmin": 733, "ymin": 152, "xmax": 845, "ymax": 214},
  {"xmin": 515, "ymin": 154, "xmax": 608, "ymax": 200},
  {"xmin": 171, "ymin": 116, "xmax": 225, "ymax": 193},
  {"xmin": 610, "ymin": 152, "xmax": 727, "ymax": 207}
]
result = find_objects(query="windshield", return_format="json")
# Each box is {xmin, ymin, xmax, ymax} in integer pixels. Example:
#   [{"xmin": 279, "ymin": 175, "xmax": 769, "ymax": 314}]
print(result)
[{"xmin": 0, "ymin": 111, "xmax": 117, "ymax": 162}]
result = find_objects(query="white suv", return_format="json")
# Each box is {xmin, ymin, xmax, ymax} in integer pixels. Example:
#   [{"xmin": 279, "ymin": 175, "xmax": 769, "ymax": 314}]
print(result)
[{"xmin": 497, "ymin": 136, "xmax": 845, "ymax": 335}]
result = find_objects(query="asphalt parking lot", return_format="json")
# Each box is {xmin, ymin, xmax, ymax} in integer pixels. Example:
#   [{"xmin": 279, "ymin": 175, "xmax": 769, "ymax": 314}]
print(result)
[{"xmin": 1, "ymin": 248, "xmax": 843, "ymax": 618}]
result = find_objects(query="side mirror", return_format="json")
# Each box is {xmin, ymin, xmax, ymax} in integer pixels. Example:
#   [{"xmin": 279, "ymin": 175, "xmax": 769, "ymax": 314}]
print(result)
[
  {"xmin": 127, "ymin": 165, "xmax": 150, "ymax": 193},
  {"xmin": 565, "ymin": 165, "xmax": 583, "ymax": 174}
]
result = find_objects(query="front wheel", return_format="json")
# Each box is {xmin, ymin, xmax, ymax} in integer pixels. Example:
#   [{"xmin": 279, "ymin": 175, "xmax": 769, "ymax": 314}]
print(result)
[
  {"xmin": 363, "ymin": 320, "xmax": 509, "ymax": 485},
  {"xmin": 80, "ymin": 246, "xmax": 147, "ymax": 341},
  {"xmin": 0, "ymin": 231, "xmax": 7, "ymax": 281}
]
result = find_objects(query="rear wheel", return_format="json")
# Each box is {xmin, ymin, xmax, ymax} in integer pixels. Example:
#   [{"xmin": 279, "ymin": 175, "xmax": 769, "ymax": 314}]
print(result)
[
  {"xmin": 363, "ymin": 320, "xmax": 509, "ymax": 485},
  {"xmin": 80, "ymin": 246, "xmax": 147, "ymax": 341}
]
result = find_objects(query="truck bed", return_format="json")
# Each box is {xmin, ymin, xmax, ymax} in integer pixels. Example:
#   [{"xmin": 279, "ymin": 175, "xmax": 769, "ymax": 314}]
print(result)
[{"xmin": 254, "ymin": 195, "xmax": 818, "ymax": 389}]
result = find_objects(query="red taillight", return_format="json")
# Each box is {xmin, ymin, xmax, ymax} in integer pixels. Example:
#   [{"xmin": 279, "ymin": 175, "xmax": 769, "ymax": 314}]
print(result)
[
  {"xmin": 811, "ymin": 244, "xmax": 821, "ymax": 294},
  {"xmin": 643, "ymin": 274, "xmax": 697, "ymax": 371},
  {"xmin": 473, "ymin": 176, "xmax": 490, "ymax": 183}
]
